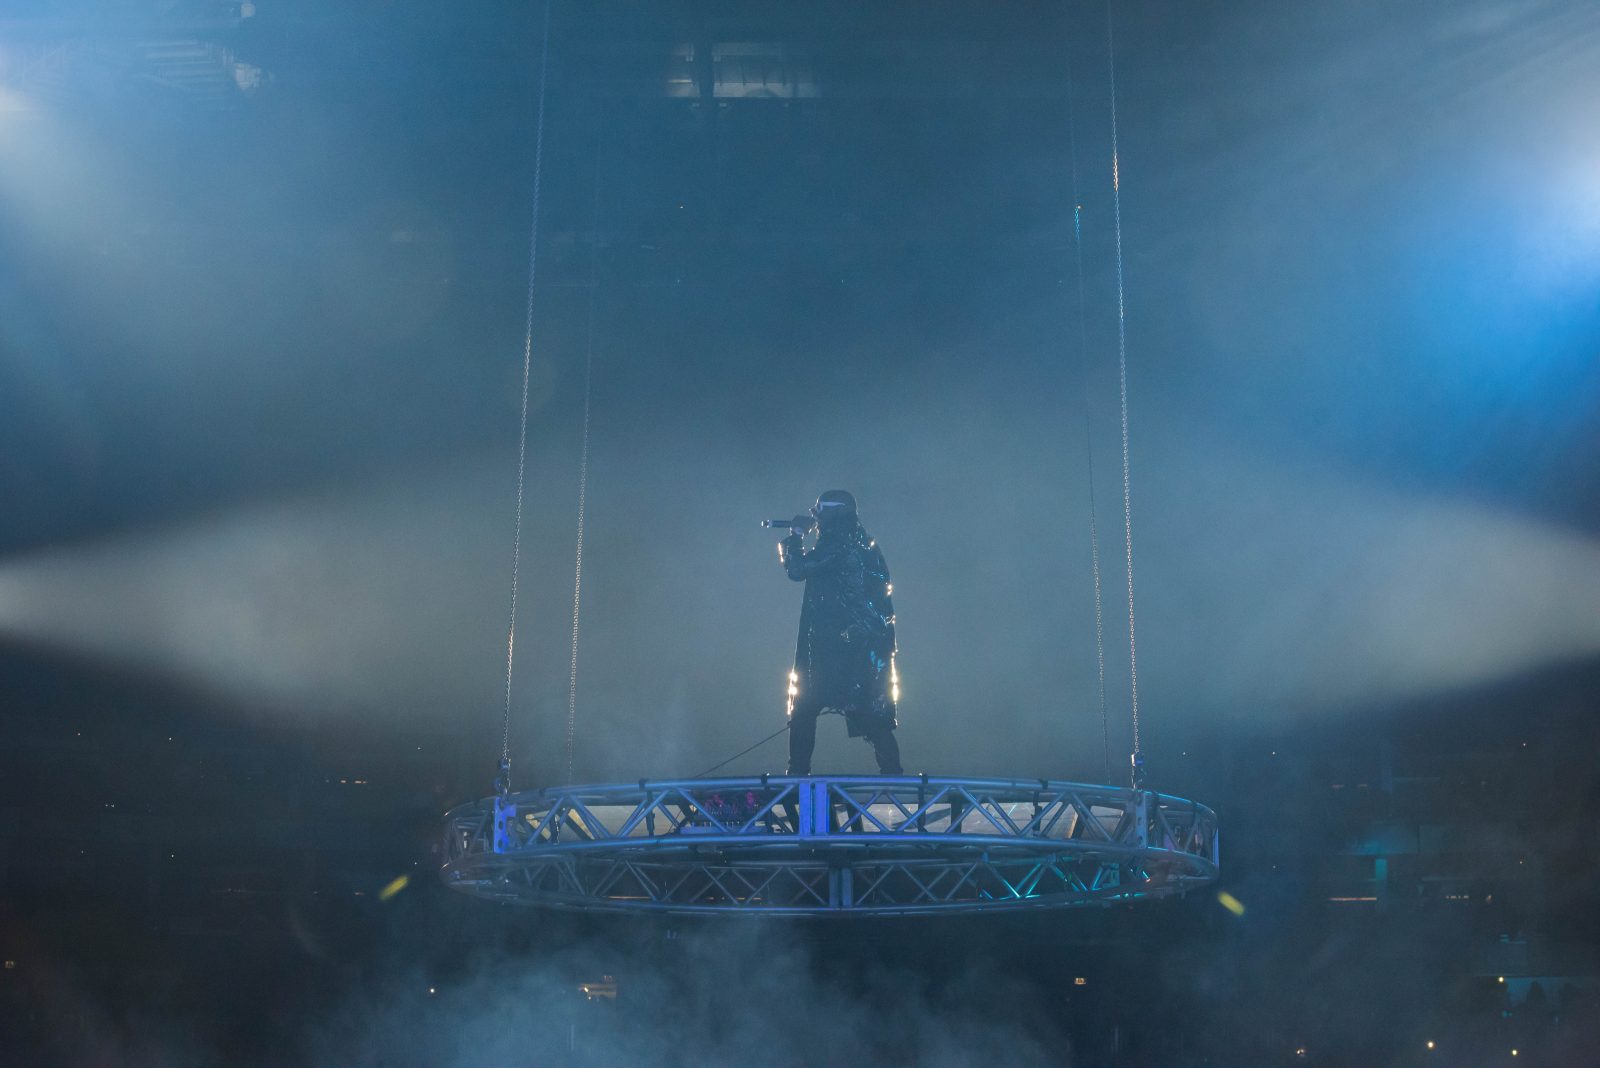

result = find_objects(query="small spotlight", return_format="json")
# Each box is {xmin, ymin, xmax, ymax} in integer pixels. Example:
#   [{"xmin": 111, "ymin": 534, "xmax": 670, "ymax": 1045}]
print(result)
[
  {"xmin": 1073, "ymin": 977, "xmax": 1086, "ymax": 986},
  {"xmin": 1427, "ymin": 1040, "xmax": 1435, "ymax": 1050},
  {"xmin": 427, "ymin": 987, "xmax": 436, "ymax": 995},
  {"xmin": 1512, "ymin": 1050, "xmax": 1519, "ymax": 1057},
  {"xmin": 1498, "ymin": 976, "xmax": 1506, "ymax": 983}
]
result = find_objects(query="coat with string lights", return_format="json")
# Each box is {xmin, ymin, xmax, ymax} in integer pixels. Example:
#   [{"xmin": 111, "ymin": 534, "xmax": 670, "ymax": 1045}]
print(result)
[{"xmin": 779, "ymin": 518, "xmax": 898, "ymax": 738}]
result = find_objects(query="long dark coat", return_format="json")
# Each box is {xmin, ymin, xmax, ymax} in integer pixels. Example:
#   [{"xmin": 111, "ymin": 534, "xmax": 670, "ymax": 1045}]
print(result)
[{"xmin": 780, "ymin": 521, "xmax": 898, "ymax": 737}]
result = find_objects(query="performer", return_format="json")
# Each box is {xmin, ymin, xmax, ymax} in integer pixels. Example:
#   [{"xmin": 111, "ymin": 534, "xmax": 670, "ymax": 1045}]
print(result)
[{"xmin": 778, "ymin": 490, "xmax": 903, "ymax": 775}]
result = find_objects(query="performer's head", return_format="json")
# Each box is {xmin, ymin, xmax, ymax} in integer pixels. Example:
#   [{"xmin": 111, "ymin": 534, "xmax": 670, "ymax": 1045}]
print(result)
[{"xmin": 811, "ymin": 489, "xmax": 858, "ymax": 531}]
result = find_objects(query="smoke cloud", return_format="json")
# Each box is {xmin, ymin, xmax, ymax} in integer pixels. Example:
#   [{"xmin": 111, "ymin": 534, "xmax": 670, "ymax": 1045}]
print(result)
[
  {"xmin": 311, "ymin": 921, "xmax": 1069, "ymax": 1068},
  {"xmin": 1, "ymin": 426, "xmax": 1595, "ymax": 782}
]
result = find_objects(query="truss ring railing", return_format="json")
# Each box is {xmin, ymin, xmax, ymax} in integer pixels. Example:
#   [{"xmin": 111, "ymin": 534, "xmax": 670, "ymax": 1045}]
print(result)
[{"xmin": 441, "ymin": 775, "xmax": 1218, "ymax": 915}]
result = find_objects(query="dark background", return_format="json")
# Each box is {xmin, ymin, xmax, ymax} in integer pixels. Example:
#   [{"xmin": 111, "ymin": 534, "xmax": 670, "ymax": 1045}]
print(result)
[{"xmin": 1, "ymin": 1, "xmax": 1597, "ymax": 1064}]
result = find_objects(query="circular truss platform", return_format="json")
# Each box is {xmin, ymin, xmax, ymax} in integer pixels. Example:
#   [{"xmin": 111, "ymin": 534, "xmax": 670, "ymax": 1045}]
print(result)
[{"xmin": 441, "ymin": 776, "xmax": 1219, "ymax": 915}]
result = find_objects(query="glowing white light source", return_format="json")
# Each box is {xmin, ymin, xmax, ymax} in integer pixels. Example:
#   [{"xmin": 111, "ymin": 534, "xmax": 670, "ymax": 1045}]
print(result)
[{"xmin": 2, "ymin": 453, "xmax": 1597, "ymax": 739}]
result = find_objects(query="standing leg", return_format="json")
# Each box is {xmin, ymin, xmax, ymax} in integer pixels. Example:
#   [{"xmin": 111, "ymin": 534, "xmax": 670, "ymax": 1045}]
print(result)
[
  {"xmin": 787, "ymin": 704, "xmax": 820, "ymax": 776},
  {"xmin": 865, "ymin": 725, "xmax": 902, "ymax": 775}
]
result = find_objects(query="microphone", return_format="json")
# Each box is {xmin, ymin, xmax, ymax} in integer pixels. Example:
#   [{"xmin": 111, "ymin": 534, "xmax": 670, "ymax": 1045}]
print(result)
[{"xmin": 761, "ymin": 518, "xmax": 813, "ymax": 530}]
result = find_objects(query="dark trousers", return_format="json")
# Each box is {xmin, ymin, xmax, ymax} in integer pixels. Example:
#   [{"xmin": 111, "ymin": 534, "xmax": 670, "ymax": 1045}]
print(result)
[{"xmin": 788, "ymin": 704, "xmax": 902, "ymax": 776}]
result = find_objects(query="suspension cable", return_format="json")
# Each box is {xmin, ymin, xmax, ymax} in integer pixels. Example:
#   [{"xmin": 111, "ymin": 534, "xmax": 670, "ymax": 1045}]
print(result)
[
  {"xmin": 499, "ymin": 0, "xmax": 554, "ymax": 797},
  {"xmin": 563, "ymin": 145, "xmax": 602, "ymax": 786},
  {"xmin": 1106, "ymin": 4, "xmax": 1144, "ymax": 785},
  {"xmin": 1064, "ymin": 20, "xmax": 1112, "ymax": 785},
  {"xmin": 1087, "ymin": 431, "xmax": 1111, "ymax": 783}
]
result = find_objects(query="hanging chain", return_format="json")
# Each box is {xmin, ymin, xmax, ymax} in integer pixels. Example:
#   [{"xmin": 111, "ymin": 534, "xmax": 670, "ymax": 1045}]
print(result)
[
  {"xmin": 1064, "ymin": 28, "xmax": 1112, "ymax": 785},
  {"xmin": 563, "ymin": 149, "xmax": 602, "ymax": 786},
  {"xmin": 1107, "ymin": 5, "xmax": 1144, "ymax": 787},
  {"xmin": 499, "ymin": 0, "xmax": 554, "ymax": 798}
]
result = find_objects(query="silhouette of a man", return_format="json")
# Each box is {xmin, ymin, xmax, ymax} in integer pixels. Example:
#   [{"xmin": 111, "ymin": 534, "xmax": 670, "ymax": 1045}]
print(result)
[{"xmin": 778, "ymin": 490, "xmax": 902, "ymax": 775}]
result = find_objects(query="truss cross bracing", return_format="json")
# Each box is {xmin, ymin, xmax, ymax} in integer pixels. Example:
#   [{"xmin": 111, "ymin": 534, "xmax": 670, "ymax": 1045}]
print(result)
[{"xmin": 441, "ymin": 776, "xmax": 1219, "ymax": 915}]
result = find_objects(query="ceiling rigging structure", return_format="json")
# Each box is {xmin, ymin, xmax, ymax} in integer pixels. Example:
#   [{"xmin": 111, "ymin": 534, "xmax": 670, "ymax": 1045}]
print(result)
[{"xmin": 443, "ymin": 1, "xmax": 1218, "ymax": 916}]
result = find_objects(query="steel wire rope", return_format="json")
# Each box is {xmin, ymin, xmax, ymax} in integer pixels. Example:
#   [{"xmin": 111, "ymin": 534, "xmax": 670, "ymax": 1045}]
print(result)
[
  {"xmin": 499, "ymin": 0, "xmax": 554, "ymax": 796},
  {"xmin": 1063, "ymin": 21, "xmax": 1113, "ymax": 785},
  {"xmin": 1087, "ymin": 432, "xmax": 1111, "ymax": 783},
  {"xmin": 563, "ymin": 143, "xmax": 603, "ymax": 786},
  {"xmin": 1106, "ymin": 4, "xmax": 1144, "ymax": 782}
]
